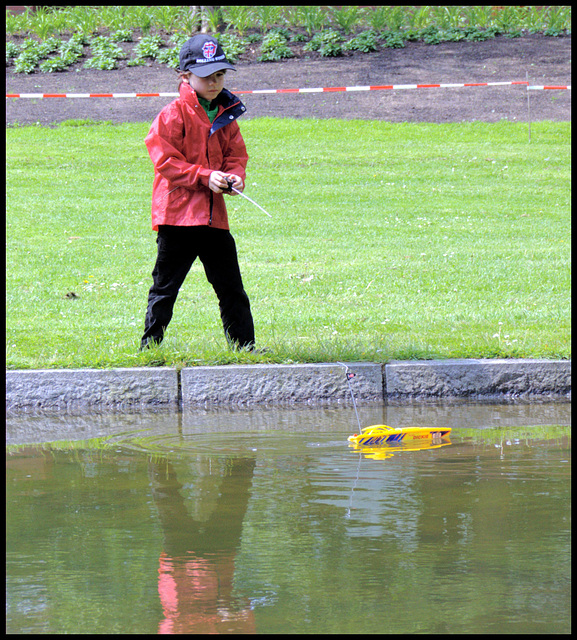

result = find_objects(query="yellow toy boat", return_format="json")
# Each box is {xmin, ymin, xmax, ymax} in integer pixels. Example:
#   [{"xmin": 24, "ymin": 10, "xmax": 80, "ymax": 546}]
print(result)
[{"xmin": 348, "ymin": 425, "xmax": 452, "ymax": 447}]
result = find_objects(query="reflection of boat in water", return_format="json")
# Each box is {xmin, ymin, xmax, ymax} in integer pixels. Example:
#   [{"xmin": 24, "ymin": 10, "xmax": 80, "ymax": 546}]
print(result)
[
  {"xmin": 348, "ymin": 425, "xmax": 452, "ymax": 446},
  {"xmin": 349, "ymin": 436, "xmax": 452, "ymax": 460}
]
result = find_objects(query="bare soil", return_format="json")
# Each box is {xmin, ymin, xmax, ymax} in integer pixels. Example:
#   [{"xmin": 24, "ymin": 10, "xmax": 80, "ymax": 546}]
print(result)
[{"xmin": 5, "ymin": 33, "xmax": 571, "ymax": 126}]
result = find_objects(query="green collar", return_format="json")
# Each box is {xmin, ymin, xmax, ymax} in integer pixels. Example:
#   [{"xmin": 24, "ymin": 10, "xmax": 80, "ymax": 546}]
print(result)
[{"xmin": 198, "ymin": 95, "xmax": 219, "ymax": 123}]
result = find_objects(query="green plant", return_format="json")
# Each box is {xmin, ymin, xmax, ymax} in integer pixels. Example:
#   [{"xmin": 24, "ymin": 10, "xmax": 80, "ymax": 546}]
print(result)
[
  {"xmin": 67, "ymin": 5, "xmax": 100, "ymax": 37},
  {"xmin": 90, "ymin": 36, "xmax": 123, "ymax": 53},
  {"xmin": 462, "ymin": 5, "xmax": 494, "ymax": 29},
  {"xmin": 5, "ymin": 9, "xmax": 28, "ymax": 35},
  {"xmin": 382, "ymin": 31, "xmax": 406, "ymax": 49},
  {"xmin": 543, "ymin": 6, "xmax": 571, "ymax": 35},
  {"xmin": 297, "ymin": 5, "xmax": 328, "ymax": 35},
  {"xmin": 431, "ymin": 5, "xmax": 464, "ymax": 30},
  {"xmin": 132, "ymin": 34, "xmax": 164, "ymax": 60},
  {"xmin": 492, "ymin": 5, "xmax": 521, "ymax": 33},
  {"xmin": 99, "ymin": 5, "xmax": 130, "ymax": 32},
  {"xmin": 84, "ymin": 35, "xmax": 125, "ymax": 70},
  {"xmin": 420, "ymin": 26, "xmax": 442, "ymax": 45},
  {"xmin": 111, "ymin": 29, "xmax": 133, "ymax": 43},
  {"xmin": 133, "ymin": 5, "xmax": 154, "ymax": 35},
  {"xmin": 364, "ymin": 6, "xmax": 399, "ymax": 31},
  {"xmin": 202, "ymin": 6, "xmax": 223, "ymax": 33},
  {"xmin": 290, "ymin": 32, "xmax": 308, "ymax": 43},
  {"xmin": 10, "ymin": 37, "xmax": 62, "ymax": 73},
  {"xmin": 329, "ymin": 5, "xmax": 361, "ymax": 34},
  {"xmin": 254, "ymin": 5, "xmax": 284, "ymax": 33},
  {"xmin": 441, "ymin": 26, "xmax": 467, "ymax": 42},
  {"xmin": 344, "ymin": 30, "xmax": 379, "ymax": 53},
  {"xmin": 258, "ymin": 31, "xmax": 293, "ymax": 62},
  {"xmin": 223, "ymin": 6, "xmax": 254, "ymax": 37},
  {"xmin": 464, "ymin": 26, "xmax": 498, "ymax": 41},
  {"xmin": 155, "ymin": 46, "xmax": 179, "ymax": 68},
  {"xmin": 13, "ymin": 49, "xmax": 41, "ymax": 73},
  {"xmin": 406, "ymin": 6, "xmax": 432, "ymax": 30},
  {"xmin": 218, "ymin": 33, "xmax": 248, "ymax": 64},
  {"xmin": 175, "ymin": 6, "xmax": 201, "ymax": 35},
  {"xmin": 304, "ymin": 29, "xmax": 343, "ymax": 57},
  {"xmin": 153, "ymin": 5, "xmax": 181, "ymax": 32},
  {"xmin": 30, "ymin": 6, "xmax": 58, "ymax": 39},
  {"xmin": 6, "ymin": 41, "xmax": 21, "ymax": 60},
  {"xmin": 36, "ymin": 37, "xmax": 62, "ymax": 57},
  {"xmin": 39, "ymin": 56, "xmax": 69, "ymax": 73},
  {"xmin": 57, "ymin": 34, "xmax": 86, "ymax": 65},
  {"xmin": 169, "ymin": 32, "xmax": 189, "ymax": 49}
]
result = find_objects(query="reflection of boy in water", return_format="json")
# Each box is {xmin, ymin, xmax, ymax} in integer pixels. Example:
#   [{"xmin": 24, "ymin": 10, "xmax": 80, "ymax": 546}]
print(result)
[{"xmin": 150, "ymin": 457, "xmax": 256, "ymax": 634}]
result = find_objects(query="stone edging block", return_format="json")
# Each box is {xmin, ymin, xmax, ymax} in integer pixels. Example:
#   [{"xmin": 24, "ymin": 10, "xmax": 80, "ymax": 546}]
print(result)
[
  {"xmin": 385, "ymin": 358, "xmax": 571, "ymax": 400},
  {"xmin": 5, "ymin": 367, "xmax": 179, "ymax": 414},
  {"xmin": 180, "ymin": 362, "xmax": 383, "ymax": 406}
]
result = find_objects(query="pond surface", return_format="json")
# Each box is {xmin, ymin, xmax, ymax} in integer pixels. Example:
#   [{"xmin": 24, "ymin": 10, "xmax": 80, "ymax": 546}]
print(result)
[{"xmin": 6, "ymin": 402, "xmax": 571, "ymax": 634}]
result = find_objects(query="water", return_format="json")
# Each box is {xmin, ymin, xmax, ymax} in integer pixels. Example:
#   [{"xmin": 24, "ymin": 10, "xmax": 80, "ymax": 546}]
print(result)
[{"xmin": 6, "ymin": 402, "xmax": 571, "ymax": 634}]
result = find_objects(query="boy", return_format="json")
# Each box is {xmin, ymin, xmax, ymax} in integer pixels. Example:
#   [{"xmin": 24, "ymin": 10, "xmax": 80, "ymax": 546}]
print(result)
[{"xmin": 140, "ymin": 35, "xmax": 255, "ymax": 351}]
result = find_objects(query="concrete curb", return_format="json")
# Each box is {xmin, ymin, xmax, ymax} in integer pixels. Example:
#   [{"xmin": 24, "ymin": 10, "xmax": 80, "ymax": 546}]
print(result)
[
  {"xmin": 5, "ymin": 359, "xmax": 571, "ymax": 415},
  {"xmin": 385, "ymin": 358, "xmax": 572, "ymax": 401},
  {"xmin": 180, "ymin": 362, "xmax": 383, "ymax": 406},
  {"xmin": 5, "ymin": 367, "xmax": 179, "ymax": 414}
]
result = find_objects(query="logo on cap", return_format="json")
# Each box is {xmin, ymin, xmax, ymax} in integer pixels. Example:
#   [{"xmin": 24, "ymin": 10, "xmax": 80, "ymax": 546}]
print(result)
[{"xmin": 202, "ymin": 41, "xmax": 217, "ymax": 60}]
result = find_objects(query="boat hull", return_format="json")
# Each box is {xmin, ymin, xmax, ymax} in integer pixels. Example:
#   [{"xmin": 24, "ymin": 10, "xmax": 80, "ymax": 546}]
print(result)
[{"xmin": 348, "ymin": 425, "xmax": 452, "ymax": 446}]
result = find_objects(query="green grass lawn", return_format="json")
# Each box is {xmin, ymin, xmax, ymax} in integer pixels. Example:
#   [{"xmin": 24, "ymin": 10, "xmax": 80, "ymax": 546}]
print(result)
[{"xmin": 6, "ymin": 118, "xmax": 570, "ymax": 369}]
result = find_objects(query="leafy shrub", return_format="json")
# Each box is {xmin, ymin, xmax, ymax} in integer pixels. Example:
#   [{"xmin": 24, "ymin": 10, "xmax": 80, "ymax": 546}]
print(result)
[
  {"xmin": 58, "ymin": 37, "xmax": 84, "ymax": 62},
  {"xmin": 421, "ymin": 26, "xmax": 442, "ymax": 44},
  {"xmin": 344, "ymin": 30, "xmax": 379, "ymax": 53},
  {"xmin": 84, "ymin": 35, "xmax": 125, "ymax": 70},
  {"xmin": 131, "ymin": 34, "xmax": 163, "ymax": 60},
  {"xmin": 258, "ymin": 31, "xmax": 294, "ymax": 62},
  {"xmin": 11, "ymin": 38, "xmax": 60, "ymax": 73},
  {"xmin": 463, "ymin": 26, "xmax": 498, "ymax": 41},
  {"xmin": 6, "ymin": 41, "xmax": 21, "ymax": 60},
  {"xmin": 304, "ymin": 30, "xmax": 343, "ymax": 57},
  {"xmin": 382, "ymin": 31, "xmax": 406, "ymax": 48},
  {"xmin": 39, "ymin": 56, "xmax": 69, "ymax": 73},
  {"xmin": 168, "ymin": 32, "xmax": 189, "ymax": 48},
  {"xmin": 84, "ymin": 56, "xmax": 118, "ymax": 70},
  {"xmin": 88, "ymin": 36, "xmax": 124, "ymax": 59},
  {"xmin": 441, "ymin": 27, "xmax": 467, "ymax": 42},
  {"xmin": 218, "ymin": 33, "xmax": 248, "ymax": 64},
  {"xmin": 111, "ymin": 29, "xmax": 133, "ymax": 42},
  {"xmin": 155, "ymin": 46, "xmax": 179, "ymax": 68},
  {"xmin": 13, "ymin": 49, "xmax": 41, "ymax": 73}
]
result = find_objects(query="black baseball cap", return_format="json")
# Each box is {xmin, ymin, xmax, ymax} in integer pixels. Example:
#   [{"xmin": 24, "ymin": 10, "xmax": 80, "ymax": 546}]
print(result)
[{"xmin": 179, "ymin": 35, "xmax": 236, "ymax": 77}]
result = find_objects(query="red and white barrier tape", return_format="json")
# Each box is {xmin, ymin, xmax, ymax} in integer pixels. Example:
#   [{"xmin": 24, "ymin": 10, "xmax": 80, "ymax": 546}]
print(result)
[
  {"xmin": 527, "ymin": 85, "xmax": 571, "ymax": 90},
  {"xmin": 6, "ymin": 81, "xmax": 570, "ymax": 99}
]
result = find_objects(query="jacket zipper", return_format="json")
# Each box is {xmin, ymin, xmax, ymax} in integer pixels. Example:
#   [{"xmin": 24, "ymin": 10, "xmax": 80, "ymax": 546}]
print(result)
[
  {"xmin": 205, "ymin": 94, "xmax": 241, "ymax": 226},
  {"xmin": 207, "ymin": 135, "xmax": 213, "ymax": 226}
]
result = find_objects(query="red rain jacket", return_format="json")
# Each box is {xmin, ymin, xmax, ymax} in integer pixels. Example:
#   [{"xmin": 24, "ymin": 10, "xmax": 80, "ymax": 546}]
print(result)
[{"xmin": 145, "ymin": 82, "xmax": 248, "ymax": 231}]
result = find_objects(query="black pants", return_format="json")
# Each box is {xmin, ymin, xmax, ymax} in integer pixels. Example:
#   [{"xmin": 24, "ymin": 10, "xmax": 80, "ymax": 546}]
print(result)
[{"xmin": 141, "ymin": 226, "xmax": 255, "ymax": 349}]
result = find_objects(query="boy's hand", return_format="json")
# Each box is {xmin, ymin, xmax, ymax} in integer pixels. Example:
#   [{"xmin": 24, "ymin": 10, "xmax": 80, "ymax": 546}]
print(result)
[{"xmin": 209, "ymin": 171, "xmax": 244, "ymax": 194}]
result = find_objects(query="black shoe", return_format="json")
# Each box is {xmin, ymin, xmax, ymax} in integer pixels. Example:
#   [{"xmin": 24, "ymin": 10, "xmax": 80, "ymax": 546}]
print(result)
[
  {"xmin": 140, "ymin": 337, "xmax": 162, "ymax": 351},
  {"xmin": 248, "ymin": 345, "xmax": 269, "ymax": 355}
]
